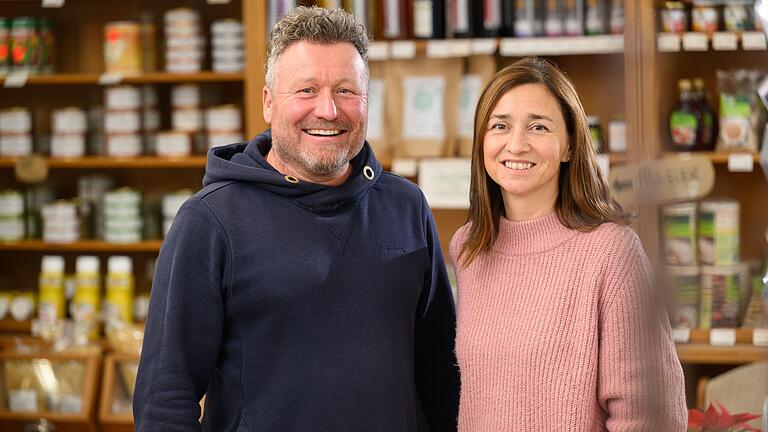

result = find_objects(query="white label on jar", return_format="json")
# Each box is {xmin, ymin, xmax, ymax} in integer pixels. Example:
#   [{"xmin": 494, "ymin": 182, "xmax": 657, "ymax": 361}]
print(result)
[
  {"xmin": 682, "ymin": 32, "xmax": 708, "ymax": 51},
  {"xmin": 402, "ymin": 76, "xmax": 445, "ymax": 140},
  {"xmin": 712, "ymin": 32, "xmax": 738, "ymax": 50},
  {"xmin": 107, "ymin": 134, "xmax": 142, "ymax": 157},
  {"xmin": 51, "ymin": 134, "xmax": 86, "ymax": 158},
  {"xmin": 0, "ymin": 109, "xmax": 32, "ymax": 133},
  {"xmin": 0, "ymin": 134, "xmax": 33, "ymax": 156},
  {"xmin": 172, "ymin": 109, "xmax": 203, "ymax": 132},
  {"xmin": 105, "ymin": 110, "xmax": 141, "ymax": 133},
  {"xmin": 42, "ymin": 0, "xmax": 65, "ymax": 7},
  {"xmin": 105, "ymin": 86, "xmax": 140, "ymax": 109},
  {"xmin": 753, "ymin": 329, "xmax": 768, "ymax": 347},
  {"xmin": 671, "ymin": 327, "xmax": 691, "ymax": 343},
  {"xmin": 9, "ymin": 389, "xmax": 37, "ymax": 412},
  {"xmin": 413, "ymin": 1, "xmax": 433, "ymax": 38},
  {"xmin": 709, "ymin": 328, "xmax": 736, "ymax": 346},
  {"xmin": 52, "ymin": 109, "xmax": 87, "ymax": 133},
  {"xmin": 727, "ymin": 153, "xmax": 753, "ymax": 172}
]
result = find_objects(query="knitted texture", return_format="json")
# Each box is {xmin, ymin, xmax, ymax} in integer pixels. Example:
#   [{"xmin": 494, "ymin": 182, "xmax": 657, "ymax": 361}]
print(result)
[{"xmin": 450, "ymin": 213, "xmax": 687, "ymax": 431}]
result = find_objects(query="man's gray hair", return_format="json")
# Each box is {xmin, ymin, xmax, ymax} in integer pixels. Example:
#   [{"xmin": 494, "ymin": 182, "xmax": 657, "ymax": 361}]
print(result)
[{"xmin": 265, "ymin": 6, "xmax": 370, "ymax": 89}]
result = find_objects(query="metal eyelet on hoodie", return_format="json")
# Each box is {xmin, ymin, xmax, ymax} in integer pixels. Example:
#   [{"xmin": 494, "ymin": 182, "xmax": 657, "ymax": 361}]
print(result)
[
  {"xmin": 363, "ymin": 166, "xmax": 374, "ymax": 180},
  {"xmin": 284, "ymin": 175, "xmax": 299, "ymax": 184}
]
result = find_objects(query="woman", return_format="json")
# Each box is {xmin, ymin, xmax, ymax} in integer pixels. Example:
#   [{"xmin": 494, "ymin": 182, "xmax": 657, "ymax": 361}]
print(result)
[{"xmin": 450, "ymin": 57, "xmax": 687, "ymax": 431}]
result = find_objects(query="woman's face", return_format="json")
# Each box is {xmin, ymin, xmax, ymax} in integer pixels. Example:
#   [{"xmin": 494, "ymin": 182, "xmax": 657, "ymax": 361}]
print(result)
[{"xmin": 483, "ymin": 83, "xmax": 570, "ymax": 218}]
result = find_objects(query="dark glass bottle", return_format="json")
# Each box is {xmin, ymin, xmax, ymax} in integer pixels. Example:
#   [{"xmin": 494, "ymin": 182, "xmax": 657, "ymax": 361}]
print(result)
[
  {"xmin": 413, "ymin": 0, "xmax": 446, "ymax": 39},
  {"xmin": 692, "ymin": 78, "xmax": 717, "ymax": 151},
  {"xmin": 669, "ymin": 79, "xmax": 701, "ymax": 152}
]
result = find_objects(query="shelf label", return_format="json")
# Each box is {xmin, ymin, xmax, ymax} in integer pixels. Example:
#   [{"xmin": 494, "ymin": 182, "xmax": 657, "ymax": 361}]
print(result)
[
  {"xmin": 608, "ymin": 156, "xmax": 715, "ymax": 206},
  {"xmin": 426, "ymin": 40, "xmax": 451, "ymax": 58},
  {"xmin": 597, "ymin": 154, "xmax": 610, "ymax": 178},
  {"xmin": 42, "ymin": 0, "xmax": 65, "ymax": 7},
  {"xmin": 727, "ymin": 153, "xmax": 754, "ymax": 172},
  {"xmin": 682, "ymin": 32, "xmax": 708, "ymax": 51},
  {"xmin": 672, "ymin": 327, "xmax": 691, "ymax": 343},
  {"xmin": 4, "ymin": 72, "xmax": 28, "ymax": 88},
  {"xmin": 753, "ymin": 329, "xmax": 768, "ymax": 347},
  {"xmin": 709, "ymin": 328, "xmax": 737, "ymax": 347},
  {"xmin": 712, "ymin": 32, "xmax": 738, "ymax": 51},
  {"xmin": 448, "ymin": 39, "xmax": 472, "ymax": 57},
  {"xmin": 391, "ymin": 158, "xmax": 418, "ymax": 177},
  {"xmin": 98, "ymin": 72, "xmax": 123, "ymax": 85},
  {"xmin": 657, "ymin": 33, "xmax": 681, "ymax": 52},
  {"xmin": 368, "ymin": 42, "xmax": 389, "ymax": 61},
  {"xmin": 742, "ymin": 32, "xmax": 768, "ymax": 50},
  {"xmin": 418, "ymin": 158, "xmax": 471, "ymax": 209},
  {"xmin": 471, "ymin": 38, "xmax": 497, "ymax": 55},
  {"xmin": 391, "ymin": 41, "xmax": 416, "ymax": 59}
]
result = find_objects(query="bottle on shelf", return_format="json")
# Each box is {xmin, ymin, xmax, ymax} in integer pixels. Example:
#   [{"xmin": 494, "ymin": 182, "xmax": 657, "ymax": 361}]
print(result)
[
  {"xmin": 38, "ymin": 255, "xmax": 65, "ymax": 323},
  {"xmin": 413, "ymin": 0, "xmax": 446, "ymax": 39},
  {"xmin": 669, "ymin": 78, "xmax": 701, "ymax": 152},
  {"xmin": 379, "ymin": 0, "xmax": 412, "ymax": 39},
  {"xmin": 73, "ymin": 256, "xmax": 101, "ymax": 340},
  {"xmin": 692, "ymin": 77, "xmax": 717, "ymax": 151},
  {"xmin": 105, "ymin": 256, "xmax": 134, "ymax": 327}
]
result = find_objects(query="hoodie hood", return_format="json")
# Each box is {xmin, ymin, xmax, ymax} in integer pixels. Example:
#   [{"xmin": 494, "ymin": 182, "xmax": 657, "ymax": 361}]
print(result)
[{"xmin": 203, "ymin": 130, "xmax": 383, "ymax": 212}]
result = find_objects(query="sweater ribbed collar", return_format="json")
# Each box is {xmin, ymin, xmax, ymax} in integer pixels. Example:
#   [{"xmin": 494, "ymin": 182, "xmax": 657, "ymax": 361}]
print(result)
[{"xmin": 493, "ymin": 212, "xmax": 579, "ymax": 256}]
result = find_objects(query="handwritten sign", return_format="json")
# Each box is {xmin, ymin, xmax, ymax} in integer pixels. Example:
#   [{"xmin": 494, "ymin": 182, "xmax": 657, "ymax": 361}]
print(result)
[{"xmin": 608, "ymin": 155, "xmax": 714, "ymax": 206}]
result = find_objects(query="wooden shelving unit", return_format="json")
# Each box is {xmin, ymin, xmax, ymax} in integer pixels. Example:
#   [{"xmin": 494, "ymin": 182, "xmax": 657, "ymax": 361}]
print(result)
[
  {"xmin": 0, "ymin": 240, "xmax": 163, "ymax": 252},
  {"xmin": 676, "ymin": 344, "xmax": 768, "ymax": 365},
  {"xmin": 662, "ymin": 152, "xmax": 761, "ymax": 164},
  {"xmin": 0, "ymin": 156, "xmax": 207, "ymax": 169},
  {"xmin": 0, "ymin": 71, "xmax": 244, "ymax": 86}
]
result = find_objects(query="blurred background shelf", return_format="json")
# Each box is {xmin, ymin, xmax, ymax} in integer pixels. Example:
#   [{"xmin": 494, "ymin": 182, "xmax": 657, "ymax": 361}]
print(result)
[
  {"xmin": 0, "ymin": 156, "xmax": 208, "ymax": 169},
  {"xmin": 0, "ymin": 240, "xmax": 163, "ymax": 252}
]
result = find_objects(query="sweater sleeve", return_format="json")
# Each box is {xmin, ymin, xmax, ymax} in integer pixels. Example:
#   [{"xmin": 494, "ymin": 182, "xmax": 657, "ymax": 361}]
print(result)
[
  {"xmin": 598, "ymin": 228, "xmax": 687, "ymax": 431},
  {"xmin": 133, "ymin": 197, "xmax": 230, "ymax": 431},
  {"xmin": 414, "ymin": 195, "xmax": 461, "ymax": 431}
]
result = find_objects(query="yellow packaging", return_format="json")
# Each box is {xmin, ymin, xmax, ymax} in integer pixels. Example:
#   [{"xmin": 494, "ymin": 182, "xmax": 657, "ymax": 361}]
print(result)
[
  {"xmin": 38, "ymin": 271, "xmax": 65, "ymax": 322},
  {"xmin": 105, "ymin": 256, "xmax": 134, "ymax": 325},
  {"xmin": 74, "ymin": 257, "xmax": 101, "ymax": 340}
]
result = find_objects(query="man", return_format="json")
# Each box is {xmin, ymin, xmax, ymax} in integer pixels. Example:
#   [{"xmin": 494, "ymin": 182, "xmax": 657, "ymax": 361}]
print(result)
[{"xmin": 133, "ymin": 6, "xmax": 460, "ymax": 431}]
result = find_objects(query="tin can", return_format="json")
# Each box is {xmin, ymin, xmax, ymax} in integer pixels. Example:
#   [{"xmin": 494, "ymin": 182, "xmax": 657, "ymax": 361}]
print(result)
[
  {"xmin": 692, "ymin": 4, "xmax": 720, "ymax": 35},
  {"xmin": 700, "ymin": 264, "xmax": 749, "ymax": 328},
  {"xmin": 662, "ymin": 202, "xmax": 698, "ymax": 266},
  {"xmin": 661, "ymin": 2, "xmax": 689, "ymax": 33},
  {"xmin": 104, "ymin": 21, "xmax": 141, "ymax": 75},
  {"xmin": 10, "ymin": 17, "xmax": 37, "ymax": 74},
  {"xmin": 723, "ymin": 2, "xmax": 750, "ymax": 31},
  {"xmin": 667, "ymin": 265, "xmax": 700, "ymax": 328},
  {"xmin": 205, "ymin": 105, "xmax": 241, "ymax": 132},
  {"xmin": 0, "ymin": 18, "xmax": 10, "ymax": 75},
  {"xmin": 698, "ymin": 199, "xmax": 739, "ymax": 266},
  {"xmin": 37, "ymin": 17, "xmax": 54, "ymax": 73}
]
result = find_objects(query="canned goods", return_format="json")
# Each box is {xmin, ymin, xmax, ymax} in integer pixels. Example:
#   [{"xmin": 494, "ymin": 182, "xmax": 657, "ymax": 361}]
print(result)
[
  {"xmin": 165, "ymin": 8, "xmax": 202, "ymax": 73},
  {"xmin": 205, "ymin": 105, "xmax": 241, "ymax": 132},
  {"xmin": 104, "ymin": 21, "xmax": 141, "ymax": 75},
  {"xmin": 105, "ymin": 85, "xmax": 141, "ymax": 110},
  {"xmin": 0, "ymin": 18, "xmax": 10, "ymax": 74},
  {"xmin": 662, "ymin": 202, "xmax": 698, "ymax": 266},
  {"xmin": 51, "ymin": 134, "xmax": 85, "ymax": 158},
  {"xmin": 208, "ymin": 131, "xmax": 243, "ymax": 149},
  {"xmin": 155, "ymin": 131, "xmax": 191, "ymax": 156},
  {"xmin": 171, "ymin": 84, "xmax": 200, "ymax": 108},
  {"xmin": 52, "ymin": 107, "xmax": 86, "ymax": 134},
  {"xmin": 10, "ymin": 17, "xmax": 37, "ymax": 74},
  {"xmin": 104, "ymin": 110, "xmax": 141, "ymax": 134},
  {"xmin": 0, "ymin": 107, "xmax": 32, "ymax": 133},
  {"xmin": 698, "ymin": 199, "xmax": 739, "ymax": 266},
  {"xmin": 106, "ymin": 133, "xmax": 142, "ymax": 157},
  {"xmin": 692, "ymin": 4, "xmax": 720, "ymax": 35},
  {"xmin": 172, "ymin": 108, "xmax": 203, "ymax": 132},
  {"xmin": 0, "ymin": 190, "xmax": 24, "ymax": 216},
  {"xmin": 0, "ymin": 134, "xmax": 32, "ymax": 156},
  {"xmin": 700, "ymin": 264, "xmax": 750, "ymax": 328},
  {"xmin": 42, "ymin": 200, "xmax": 79, "ymax": 244},
  {"xmin": 667, "ymin": 265, "xmax": 700, "ymax": 328}
]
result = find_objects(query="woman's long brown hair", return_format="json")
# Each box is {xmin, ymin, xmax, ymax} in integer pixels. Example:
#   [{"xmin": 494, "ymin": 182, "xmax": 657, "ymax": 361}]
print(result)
[{"xmin": 458, "ymin": 57, "xmax": 630, "ymax": 267}]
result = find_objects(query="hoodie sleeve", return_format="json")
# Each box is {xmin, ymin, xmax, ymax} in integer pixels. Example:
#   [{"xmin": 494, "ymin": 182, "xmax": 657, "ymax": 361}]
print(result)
[
  {"xmin": 414, "ymin": 194, "xmax": 461, "ymax": 431},
  {"xmin": 133, "ymin": 197, "xmax": 230, "ymax": 432}
]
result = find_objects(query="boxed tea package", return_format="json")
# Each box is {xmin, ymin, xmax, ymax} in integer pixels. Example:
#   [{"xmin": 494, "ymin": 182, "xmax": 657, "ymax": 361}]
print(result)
[
  {"xmin": 366, "ymin": 61, "xmax": 390, "ymax": 161},
  {"xmin": 457, "ymin": 55, "xmax": 496, "ymax": 157},
  {"xmin": 385, "ymin": 57, "xmax": 463, "ymax": 158},
  {"xmin": 716, "ymin": 69, "xmax": 767, "ymax": 153}
]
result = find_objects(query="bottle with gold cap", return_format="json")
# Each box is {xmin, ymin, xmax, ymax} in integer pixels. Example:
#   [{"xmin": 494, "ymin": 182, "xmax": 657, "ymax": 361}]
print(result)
[
  {"xmin": 73, "ymin": 256, "xmax": 101, "ymax": 340},
  {"xmin": 692, "ymin": 77, "xmax": 716, "ymax": 151},
  {"xmin": 105, "ymin": 255, "xmax": 134, "ymax": 326}
]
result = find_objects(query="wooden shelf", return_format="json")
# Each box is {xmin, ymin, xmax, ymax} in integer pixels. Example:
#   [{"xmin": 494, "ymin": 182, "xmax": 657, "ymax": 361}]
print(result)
[
  {"xmin": 0, "ymin": 71, "xmax": 243, "ymax": 86},
  {"xmin": 0, "ymin": 320, "xmax": 32, "ymax": 334},
  {"xmin": 0, "ymin": 156, "xmax": 207, "ymax": 169},
  {"xmin": 662, "ymin": 151, "xmax": 760, "ymax": 164},
  {"xmin": 657, "ymin": 31, "xmax": 767, "ymax": 52},
  {"xmin": 0, "ymin": 240, "xmax": 162, "ymax": 252},
  {"xmin": 676, "ymin": 343, "xmax": 768, "ymax": 365}
]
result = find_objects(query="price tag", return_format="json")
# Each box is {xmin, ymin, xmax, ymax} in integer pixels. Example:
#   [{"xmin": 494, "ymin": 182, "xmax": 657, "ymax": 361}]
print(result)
[
  {"xmin": 657, "ymin": 33, "xmax": 681, "ymax": 52},
  {"xmin": 368, "ymin": 42, "xmax": 389, "ymax": 61},
  {"xmin": 206, "ymin": 0, "xmax": 230, "ymax": 3},
  {"xmin": 741, "ymin": 32, "xmax": 768, "ymax": 50},
  {"xmin": 391, "ymin": 158, "xmax": 418, "ymax": 177},
  {"xmin": 418, "ymin": 158, "xmax": 471, "ymax": 209},
  {"xmin": 682, "ymin": 32, "xmax": 708, "ymax": 51},
  {"xmin": 753, "ymin": 329, "xmax": 768, "ymax": 347},
  {"xmin": 391, "ymin": 41, "xmax": 416, "ymax": 59},
  {"xmin": 712, "ymin": 32, "xmax": 738, "ymax": 51},
  {"xmin": 3, "ymin": 72, "xmax": 28, "ymax": 88},
  {"xmin": 58, "ymin": 394, "xmax": 83, "ymax": 413},
  {"xmin": 727, "ymin": 153, "xmax": 754, "ymax": 172},
  {"xmin": 672, "ymin": 327, "xmax": 691, "ymax": 343},
  {"xmin": 98, "ymin": 72, "xmax": 123, "ymax": 85},
  {"xmin": 448, "ymin": 39, "xmax": 471, "ymax": 57},
  {"xmin": 9, "ymin": 389, "xmax": 37, "ymax": 412},
  {"xmin": 42, "ymin": 0, "xmax": 65, "ymax": 7},
  {"xmin": 471, "ymin": 38, "xmax": 497, "ymax": 55},
  {"xmin": 709, "ymin": 328, "xmax": 736, "ymax": 347},
  {"xmin": 426, "ymin": 40, "xmax": 451, "ymax": 58}
]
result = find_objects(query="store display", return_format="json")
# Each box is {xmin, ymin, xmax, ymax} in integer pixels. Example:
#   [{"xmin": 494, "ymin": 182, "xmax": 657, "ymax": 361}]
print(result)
[
  {"xmin": 104, "ymin": 21, "xmax": 142, "ymax": 75},
  {"xmin": 104, "ymin": 188, "xmax": 142, "ymax": 243},
  {"xmin": 164, "ymin": 8, "xmax": 204, "ymax": 73},
  {"xmin": 698, "ymin": 199, "xmax": 740, "ymax": 266},
  {"xmin": 3, "ymin": 358, "xmax": 87, "ymax": 413},
  {"xmin": 0, "ymin": 189, "xmax": 24, "ymax": 241},
  {"xmin": 0, "ymin": 107, "xmax": 33, "ymax": 157},
  {"xmin": 211, "ymin": 19, "xmax": 244, "ymax": 73},
  {"xmin": 38, "ymin": 255, "xmax": 65, "ymax": 323},
  {"xmin": 662, "ymin": 202, "xmax": 698, "ymax": 266},
  {"xmin": 105, "ymin": 256, "xmax": 134, "ymax": 326},
  {"xmin": 51, "ymin": 107, "xmax": 87, "ymax": 158},
  {"xmin": 42, "ymin": 200, "xmax": 79, "ymax": 244},
  {"xmin": 73, "ymin": 256, "xmax": 101, "ymax": 340},
  {"xmin": 716, "ymin": 69, "xmax": 765, "ymax": 153}
]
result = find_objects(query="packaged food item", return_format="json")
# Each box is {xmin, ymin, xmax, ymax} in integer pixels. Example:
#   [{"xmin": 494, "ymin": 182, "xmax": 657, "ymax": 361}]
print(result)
[
  {"xmin": 155, "ymin": 131, "xmax": 191, "ymax": 157},
  {"xmin": 73, "ymin": 256, "xmax": 100, "ymax": 339},
  {"xmin": 104, "ymin": 21, "xmax": 142, "ymax": 75},
  {"xmin": 37, "ymin": 17, "xmax": 55, "ymax": 73},
  {"xmin": 609, "ymin": 0, "xmax": 624, "ymax": 34},
  {"xmin": 661, "ymin": 1, "xmax": 689, "ymax": 33},
  {"xmin": 10, "ymin": 17, "xmax": 38, "ymax": 74},
  {"xmin": 692, "ymin": 78, "xmax": 716, "ymax": 151},
  {"xmin": 103, "ymin": 188, "xmax": 142, "ymax": 243},
  {"xmin": 662, "ymin": 202, "xmax": 698, "ymax": 266},
  {"xmin": 723, "ymin": 1, "xmax": 751, "ymax": 31},
  {"xmin": 700, "ymin": 264, "xmax": 750, "ymax": 328},
  {"xmin": 667, "ymin": 265, "xmax": 700, "ymax": 328},
  {"xmin": 105, "ymin": 256, "xmax": 134, "ymax": 326},
  {"xmin": 9, "ymin": 291, "xmax": 35, "ymax": 321},
  {"xmin": 0, "ymin": 18, "xmax": 10, "ymax": 75},
  {"xmin": 38, "ymin": 255, "xmax": 65, "ymax": 323},
  {"xmin": 457, "ymin": 55, "xmax": 496, "ymax": 157},
  {"xmin": 585, "ymin": 0, "xmax": 606, "ymax": 35},
  {"xmin": 164, "ymin": 8, "xmax": 203, "ymax": 73},
  {"xmin": 698, "ymin": 199, "xmax": 739, "ymax": 266},
  {"xmin": 716, "ymin": 69, "xmax": 765, "ymax": 153},
  {"xmin": 563, "ymin": 0, "xmax": 585, "ymax": 35},
  {"xmin": 385, "ymin": 57, "xmax": 462, "ymax": 158},
  {"xmin": 0, "ymin": 189, "xmax": 25, "ymax": 241},
  {"xmin": 669, "ymin": 79, "xmax": 700, "ymax": 151},
  {"xmin": 42, "ymin": 200, "xmax": 79, "ymax": 244},
  {"xmin": 514, "ymin": 0, "xmax": 542, "ymax": 37},
  {"xmin": 691, "ymin": 2, "xmax": 720, "ymax": 35},
  {"xmin": 544, "ymin": 0, "xmax": 564, "ymax": 37}
]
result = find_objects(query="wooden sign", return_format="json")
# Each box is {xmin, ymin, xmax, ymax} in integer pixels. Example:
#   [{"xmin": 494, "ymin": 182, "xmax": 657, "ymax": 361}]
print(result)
[
  {"xmin": 608, "ymin": 155, "xmax": 714, "ymax": 206},
  {"xmin": 14, "ymin": 155, "xmax": 49, "ymax": 183}
]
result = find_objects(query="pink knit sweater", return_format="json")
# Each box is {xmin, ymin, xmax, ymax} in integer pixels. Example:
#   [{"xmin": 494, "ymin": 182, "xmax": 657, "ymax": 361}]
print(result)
[{"xmin": 449, "ymin": 213, "xmax": 687, "ymax": 431}]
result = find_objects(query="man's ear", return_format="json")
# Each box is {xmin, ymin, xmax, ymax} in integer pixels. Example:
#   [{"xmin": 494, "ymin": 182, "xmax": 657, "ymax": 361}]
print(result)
[{"xmin": 263, "ymin": 86, "xmax": 272, "ymax": 124}]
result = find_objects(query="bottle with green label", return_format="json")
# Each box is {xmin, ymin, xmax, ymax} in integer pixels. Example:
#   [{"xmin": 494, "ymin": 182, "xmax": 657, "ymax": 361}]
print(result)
[{"xmin": 669, "ymin": 79, "xmax": 700, "ymax": 151}]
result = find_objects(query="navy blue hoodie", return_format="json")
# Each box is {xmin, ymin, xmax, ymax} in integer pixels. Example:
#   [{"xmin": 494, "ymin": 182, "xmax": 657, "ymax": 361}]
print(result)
[{"xmin": 133, "ymin": 131, "xmax": 460, "ymax": 432}]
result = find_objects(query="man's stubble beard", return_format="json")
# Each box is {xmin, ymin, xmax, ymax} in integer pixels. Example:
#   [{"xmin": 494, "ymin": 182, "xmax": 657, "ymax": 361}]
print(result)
[{"xmin": 271, "ymin": 124, "xmax": 367, "ymax": 178}]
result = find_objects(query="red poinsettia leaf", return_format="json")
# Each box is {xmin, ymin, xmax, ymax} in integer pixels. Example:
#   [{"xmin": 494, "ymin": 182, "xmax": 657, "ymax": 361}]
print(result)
[
  {"xmin": 688, "ymin": 408, "xmax": 707, "ymax": 426},
  {"xmin": 732, "ymin": 413, "xmax": 761, "ymax": 423},
  {"xmin": 704, "ymin": 403, "xmax": 720, "ymax": 424}
]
